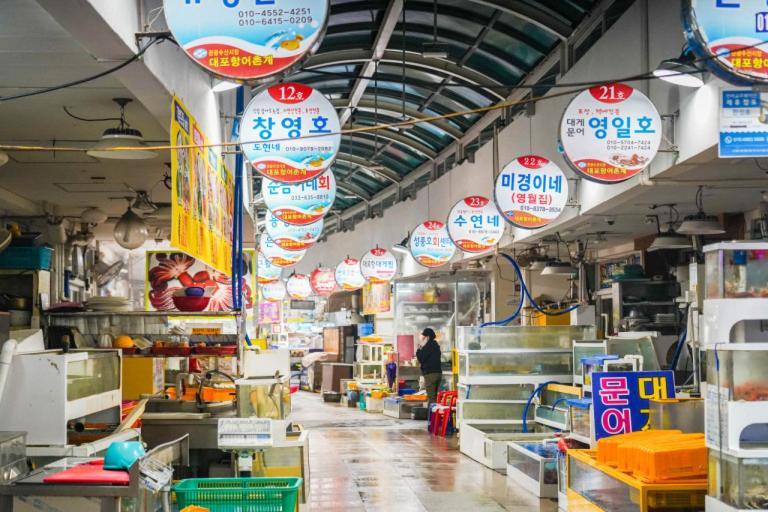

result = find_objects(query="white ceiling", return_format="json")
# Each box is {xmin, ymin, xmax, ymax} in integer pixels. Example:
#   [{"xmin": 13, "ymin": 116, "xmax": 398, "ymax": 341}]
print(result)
[{"xmin": 0, "ymin": 0, "xmax": 169, "ymax": 220}]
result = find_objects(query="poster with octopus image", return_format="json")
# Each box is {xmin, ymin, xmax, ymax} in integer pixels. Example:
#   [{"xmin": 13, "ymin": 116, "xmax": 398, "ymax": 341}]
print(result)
[
  {"xmin": 145, "ymin": 249, "xmax": 254, "ymax": 316},
  {"xmin": 171, "ymin": 95, "xmax": 234, "ymax": 275}
]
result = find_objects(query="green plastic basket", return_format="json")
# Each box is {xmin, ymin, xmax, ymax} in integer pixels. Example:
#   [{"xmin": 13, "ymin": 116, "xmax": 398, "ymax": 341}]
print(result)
[{"xmin": 173, "ymin": 477, "xmax": 302, "ymax": 512}]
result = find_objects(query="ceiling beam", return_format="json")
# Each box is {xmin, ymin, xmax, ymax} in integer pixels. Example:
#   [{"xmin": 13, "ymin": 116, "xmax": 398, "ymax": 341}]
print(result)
[
  {"xmin": 336, "ymin": 153, "xmax": 402, "ymax": 183},
  {"xmin": 466, "ymin": 0, "xmax": 571, "ymax": 40},
  {"xmin": 336, "ymin": 181, "xmax": 372, "ymax": 202},
  {"xmin": 347, "ymin": 126, "xmax": 437, "ymax": 159},
  {"xmin": 339, "ymin": 0, "xmax": 404, "ymax": 126},
  {"xmin": 305, "ymin": 49, "xmax": 506, "ymax": 101}
]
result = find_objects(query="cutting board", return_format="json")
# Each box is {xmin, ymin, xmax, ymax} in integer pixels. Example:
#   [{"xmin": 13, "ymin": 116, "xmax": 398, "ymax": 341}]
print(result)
[{"xmin": 43, "ymin": 460, "xmax": 130, "ymax": 485}]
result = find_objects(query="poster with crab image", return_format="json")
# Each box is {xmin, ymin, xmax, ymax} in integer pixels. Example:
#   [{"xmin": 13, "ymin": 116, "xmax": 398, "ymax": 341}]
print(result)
[
  {"xmin": 494, "ymin": 156, "xmax": 568, "ymax": 229},
  {"xmin": 145, "ymin": 249, "xmax": 254, "ymax": 314},
  {"xmin": 559, "ymin": 83, "xmax": 661, "ymax": 184},
  {"xmin": 409, "ymin": 221, "xmax": 456, "ymax": 268}
]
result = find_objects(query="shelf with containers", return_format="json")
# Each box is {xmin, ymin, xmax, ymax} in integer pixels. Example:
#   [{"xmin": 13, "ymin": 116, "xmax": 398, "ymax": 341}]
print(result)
[{"xmin": 393, "ymin": 270, "xmax": 492, "ymax": 389}]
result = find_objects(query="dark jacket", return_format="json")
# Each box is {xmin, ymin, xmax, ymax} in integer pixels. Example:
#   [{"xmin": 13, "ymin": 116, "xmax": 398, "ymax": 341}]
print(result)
[{"xmin": 416, "ymin": 338, "xmax": 442, "ymax": 375}]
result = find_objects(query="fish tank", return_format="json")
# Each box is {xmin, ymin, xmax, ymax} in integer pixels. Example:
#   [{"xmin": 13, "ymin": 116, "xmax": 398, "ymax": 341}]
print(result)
[
  {"xmin": 568, "ymin": 398, "xmax": 592, "ymax": 440},
  {"xmin": 507, "ymin": 441, "xmax": 560, "ymax": 486},
  {"xmin": 457, "ymin": 383, "xmax": 534, "ymax": 400},
  {"xmin": 573, "ymin": 341, "xmax": 606, "ymax": 384},
  {"xmin": 458, "ymin": 351, "xmax": 572, "ymax": 379},
  {"xmin": 457, "ymin": 325, "xmax": 595, "ymax": 351},
  {"xmin": 708, "ymin": 451, "xmax": 768, "ymax": 510},
  {"xmin": 353, "ymin": 362, "xmax": 385, "ymax": 383},
  {"xmin": 705, "ymin": 242, "xmax": 768, "ymax": 299},
  {"xmin": 706, "ymin": 343, "xmax": 768, "ymax": 402},
  {"xmin": 459, "ymin": 401, "xmax": 531, "ymax": 422}
]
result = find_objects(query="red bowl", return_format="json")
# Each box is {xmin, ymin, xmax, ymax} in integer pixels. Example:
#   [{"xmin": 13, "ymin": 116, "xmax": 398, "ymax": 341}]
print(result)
[{"xmin": 172, "ymin": 295, "xmax": 210, "ymax": 312}]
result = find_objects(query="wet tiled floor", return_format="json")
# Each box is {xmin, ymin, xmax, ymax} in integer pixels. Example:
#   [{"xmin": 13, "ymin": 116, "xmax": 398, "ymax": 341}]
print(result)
[{"xmin": 292, "ymin": 393, "xmax": 558, "ymax": 511}]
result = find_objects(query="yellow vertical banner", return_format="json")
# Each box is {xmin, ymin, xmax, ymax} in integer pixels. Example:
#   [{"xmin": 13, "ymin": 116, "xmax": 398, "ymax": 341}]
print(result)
[{"xmin": 171, "ymin": 95, "xmax": 232, "ymax": 276}]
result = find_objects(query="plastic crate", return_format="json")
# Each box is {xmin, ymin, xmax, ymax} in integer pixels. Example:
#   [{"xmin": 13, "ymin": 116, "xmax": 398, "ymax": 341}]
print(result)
[
  {"xmin": 173, "ymin": 477, "xmax": 302, "ymax": 512},
  {"xmin": 0, "ymin": 246, "xmax": 52, "ymax": 270}
]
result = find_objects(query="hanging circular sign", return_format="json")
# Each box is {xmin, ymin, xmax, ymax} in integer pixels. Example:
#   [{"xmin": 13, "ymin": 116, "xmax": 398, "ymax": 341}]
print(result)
[
  {"xmin": 163, "ymin": 0, "xmax": 330, "ymax": 81},
  {"xmin": 265, "ymin": 210, "xmax": 322, "ymax": 251},
  {"xmin": 262, "ymin": 169, "xmax": 336, "ymax": 225},
  {"xmin": 447, "ymin": 196, "xmax": 505, "ymax": 253},
  {"xmin": 286, "ymin": 273, "xmax": 313, "ymax": 300},
  {"xmin": 494, "ymin": 156, "xmax": 569, "ymax": 229},
  {"xmin": 559, "ymin": 83, "xmax": 661, "ymax": 184},
  {"xmin": 335, "ymin": 258, "xmax": 365, "ymax": 291},
  {"xmin": 259, "ymin": 235, "xmax": 305, "ymax": 267},
  {"xmin": 260, "ymin": 280, "xmax": 285, "ymax": 303},
  {"xmin": 310, "ymin": 267, "xmax": 336, "ymax": 296},
  {"xmin": 684, "ymin": 1, "xmax": 768, "ymax": 84},
  {"xmin": 360, "ymin": 247, "xmax": 397, "ymax": 283},
  {"xmin": 241, "ymin": 83, "xmax": 341, "ymax": 183},
  {"xmin": 256, "ymin": 251, "xmax": 282, "ymax": 284},
  {"xmin": 409, "ymin": 221, "xmax": 456, "ymax": 268}
]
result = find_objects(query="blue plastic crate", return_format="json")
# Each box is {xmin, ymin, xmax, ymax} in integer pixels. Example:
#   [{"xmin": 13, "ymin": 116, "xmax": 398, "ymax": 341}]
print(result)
[{"xmin": 0, "ymin": 246, "xmax": 53, "ymax": 270}]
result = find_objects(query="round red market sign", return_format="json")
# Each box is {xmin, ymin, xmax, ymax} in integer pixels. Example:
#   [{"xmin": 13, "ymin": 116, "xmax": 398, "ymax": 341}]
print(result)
[
  {"xmin": 286, "ymin": 273, "xmax": 313, "ymax": 300},
  {"xmin": 447, "ymin": 196, "xmax": 504, "ymax": 253},
  {"xmin": 261, "ymin": 169, "xmax": 336, "ymax": 225},
  {"xmin": 256, "ymin": 252, "xmax": 282, "ymax": 284},
  {"xmin": 559, "ymin": 83, "xmax": 661, "ymax": 184},
  {"xmin": 335, "ymin": 258, "xmax": 365, "ymax": 291},
  {"xmin": 494, "ymin": 155, "xmax": 569, "ymax": 229},
  {"xmin": 260, "ymin": 280, "xmax": 285, "ymax": 302},
  {"xmin": 360, "ymin": 247, "xmax": 397, "ymax": 283},
  {"xmin": 409, "ymin": 221, "xmax": 456, "ymax": 268},
  {"xmin": 310, "ymin": 267, "xmax": 336, "ymax": 296},
  {"xmin": 241, "ymin": 83, "xmax": 340, "ymax": 184},
  {"xmin": 163, "ymin": 0, "xmax": 330, "ymax": 81}
]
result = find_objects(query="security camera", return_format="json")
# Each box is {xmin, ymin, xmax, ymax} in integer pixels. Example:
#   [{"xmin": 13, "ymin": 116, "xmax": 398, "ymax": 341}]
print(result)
[{"xmin": 604, "ymin": 216, "xmax": 616, "ymax": 226}]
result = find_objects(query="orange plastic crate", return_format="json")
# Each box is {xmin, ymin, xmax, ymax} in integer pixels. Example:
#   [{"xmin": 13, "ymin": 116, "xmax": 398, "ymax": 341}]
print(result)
[
  {"xmin": 632, "ymin": 436, "xmax": 706, "ymax": 483},
  {"xmin": 596, "ymin": 430, "xmax": 681, "ymax": 467}
]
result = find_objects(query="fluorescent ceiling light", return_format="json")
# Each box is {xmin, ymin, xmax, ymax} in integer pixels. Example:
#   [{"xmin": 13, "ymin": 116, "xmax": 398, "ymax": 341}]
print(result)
[
  {"xmin": 653, "ymin": 57, "xmax": 704, "ymax": 88},
  {"xmin": 421, "ymin": 42, "xmax": 449, "ymax": 59},
  {"xmin": 212, "ymin": 79, "xmax": 241, "ymax": 93}
]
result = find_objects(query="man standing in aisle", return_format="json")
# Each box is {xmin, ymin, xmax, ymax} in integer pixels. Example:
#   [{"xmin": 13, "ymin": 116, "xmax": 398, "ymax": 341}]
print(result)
[{"xmin": 417, "ymin": 328, "xmax": 442, "ymax": 405}]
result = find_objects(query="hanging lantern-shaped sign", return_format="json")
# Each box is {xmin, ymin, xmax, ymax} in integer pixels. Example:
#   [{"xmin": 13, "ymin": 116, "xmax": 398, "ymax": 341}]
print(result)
[
  {"xmin": 256, "ymin": 251, "xmax": 282, "ymax": 284},
  {"xmin": 409, "ymin": 221, "xmax": 456, "ymax": 268},
  {"xmin": 260, "ymin": 234, "xmax": 305, "ymax": 268},
  {"xmin": 310, "ymin": 266, "xmax": 336, "ymax": 296},
  {"xmin": 447, "ymin": 196, "xmax": 504, "ymax": 253},
  {"xmin": 684, "ymin": 1, "xmax": 768, "ymax": 85},
  {"xmin": 163, "ymin": 1, "xmax": 330, "ymax": 81},
  {"xmin": 559, "ymin": 83, "xmax": 661, "ymax": 184},
  {"xmin": 260, "ymin": 280, "xmax": 286, "ymax": 303},
  {"xmin": 335, "ymin": 258, "xmax": 365, "ymax": 291},
  {"xmin": 262, "ymin": 169, "xmax": 336, "ymax": 225},
  {"xmin": 286, "ymin": 273, "xmax": 313, "ymax": 300},
  {"xmin": 360, "ymin": 247, "xmax": 397, "ymax": 283},
  {"xmin": 241, "ymin": 83, "xmax": 340, "ymax": 183},
  {"xmin": 494, "ymin": 155, "xmax": 569, "ymax": 229},
  {"xmin": 265, "ymin": 209, "xmax": 323, "ymax": 251}
]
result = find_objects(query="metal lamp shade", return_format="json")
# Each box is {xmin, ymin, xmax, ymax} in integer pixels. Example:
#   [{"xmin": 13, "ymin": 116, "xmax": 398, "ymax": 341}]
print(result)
[
  {"xmin": 648, "ymin": 231, "xmax": 692, "ymax": 251},
  {"xmin": 677, "ymin": 213, "xmax": 725, "ymax": 235},
  {"xmin": 541, "ymin": 260, "xmax": 577, "ymax": 275},
  {"xmin": 87, "ymin": 128, "xmax": 157, "ymax": 160}
]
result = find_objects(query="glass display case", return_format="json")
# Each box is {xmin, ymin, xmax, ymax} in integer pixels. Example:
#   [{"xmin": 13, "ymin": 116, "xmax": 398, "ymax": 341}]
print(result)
[
  {"xmin": 457, "ymin": 383, "xmax": 534, "ymax": 401},
  {"xmin": 457, "ymin": 325, "xmax": 595, "ymax": 351},
  {"xmin": 706, "ymin": 343, "xmax": 768, "ymax": 402},
  {"xmin": 459, "ymin": 423, "xmax": 552, "ymax": 470},
  {"xmin": 573, "ymin": 340, "xmax": 606, "ymax": 384},
  {"xmin": 705, "ymin": 242, "xmax": 768, "ymax": 299},
  {"xmin": 394, "ymin": 270, "xmax": 492, "ymax": 374},
  {"xmin": 507, "ymin": 441, "xmax": 560, "ymax": 498},
  {"xmin": 708, "ymin": 451, "xmax": 768, "ymax": 510},
  {"xmin": 458, "ymin": 351, "xmax": 572, "ymax": 382},
  {"xmin": 353, "ymin": 362, "xmax": 386, "ymax": 383},
  {"xmin": 595, "ymin": 280, "xmax": 680, "ymax": 337},
  {"xmin": 236, "ymin": 376, "xmax": 291, "ymax": 420},
  {"xmin": 356, "ymin": 342, "xmax": 393, "ymax": 363},
  {"xmin": 567, "ymin": 398, "xmax": 592, "ymax": 446},
  {"xmin": 606, "ymin": 336, "xmax": 661, "ymax": 371},
  {"xmin": 66, "ymin": 350, "xmax": 121, "ymax": 401},
  {"xmin": 458, "ymin": 401, "xmax": 530, "ymax": 423},
  {"xmin": 0, "ymin": 432, "xmax": 26, "ymax": 484}
]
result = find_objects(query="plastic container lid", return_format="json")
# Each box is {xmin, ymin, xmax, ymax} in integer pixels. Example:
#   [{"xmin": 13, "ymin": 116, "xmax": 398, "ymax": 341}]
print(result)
[{"xmin": 566, "ymin": 397, "xmax": 592, "ymax": 409}]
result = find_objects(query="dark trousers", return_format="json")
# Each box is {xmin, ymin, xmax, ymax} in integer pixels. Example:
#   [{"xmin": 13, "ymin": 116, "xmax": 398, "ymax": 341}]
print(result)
[{"xmin": 423, "ymin": 372, "xmax": 442, "ymax": 405}]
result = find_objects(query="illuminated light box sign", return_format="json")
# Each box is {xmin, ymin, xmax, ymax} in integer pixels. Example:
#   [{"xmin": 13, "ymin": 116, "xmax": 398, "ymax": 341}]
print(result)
[
  {"xmin": 360, "ymin": 247, "xmax": 397, "ymax": 283},
  {"xmin": 591, "ymin": 370, "xmax": 675, "ymax": 441},
  {"xmin": 286, "ymin": 273, "xmax": 313, "ymax": 300},
  {"xmin": 335, "ymin": 258, "xmax": 365, "ymax": 291},
  {"xmin": 259, "ymin": 234, "xmax": 305, "ymax": 267},
  {"xmin": 265, "ymin": 209, "xmax": 322, "ymax": 251},
  {"xmin": 685, "ymin": 0, "xmax": 768, "ymax": 85},
  {"xmin": 241, "ymin": 83, "xmax": 340, "ymax": 183},
  {"xmin": 257, "ymin": 251, "xmax": 282, "ymax": 284},
  {"xmin": 409, "ymin": 221, "xmax": 456, "ymax": 268},
  {"xmin": 260, "ymin": 280, "xmax": 286, "ymax": 302},
  {"xmin": 163, "ymin": 0, "xmax": 329, "ymax": 81},
  {"xmin": 447, "ymin": 196, "xmax": 504, "ymax": 252},
  {"xmin": 560, "ymin": 83, "xmax": 661, "ymax": 184},
  {"xmin": 310, "ymin": 266, "xmax": 336, "ymax": 296},
  {"xmin": 262, "ymin": 169, "xmax": 336, "ymax": 225},
  {"xmin": 494, "ymin": 156, "xmax": 568, "ymax": 229},
  {"xmin": 719, "ymin": 89, "xmax": 768, "ymax": 158}
]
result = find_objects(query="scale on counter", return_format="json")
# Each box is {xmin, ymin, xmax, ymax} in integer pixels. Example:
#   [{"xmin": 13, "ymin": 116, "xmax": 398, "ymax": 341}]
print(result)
[{"xmin": 218, "ymin": 418, "xmax": 274, "ymax": 475}]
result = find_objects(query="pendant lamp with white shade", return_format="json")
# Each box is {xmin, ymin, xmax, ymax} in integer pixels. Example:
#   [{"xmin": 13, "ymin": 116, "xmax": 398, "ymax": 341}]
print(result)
[{"xmin": 87, "ymin": 98, "xmax": 157, "ymax": 160}]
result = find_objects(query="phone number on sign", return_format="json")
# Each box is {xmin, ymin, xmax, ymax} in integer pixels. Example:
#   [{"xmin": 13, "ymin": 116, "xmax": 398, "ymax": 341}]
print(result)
[{"xmin": 239, "ymin": 16, "xmax": 314, "ymax": 26}]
